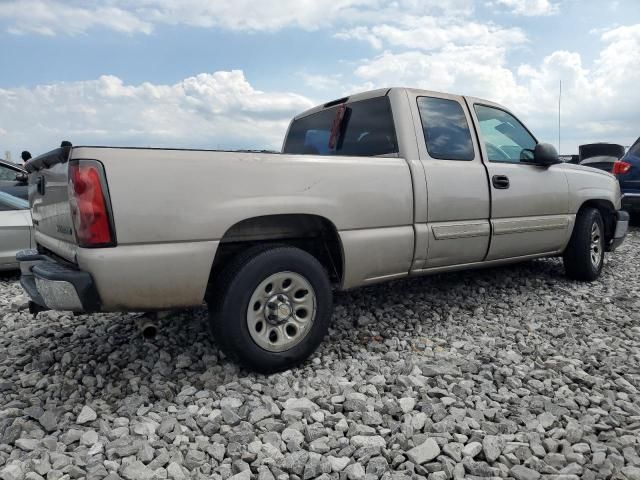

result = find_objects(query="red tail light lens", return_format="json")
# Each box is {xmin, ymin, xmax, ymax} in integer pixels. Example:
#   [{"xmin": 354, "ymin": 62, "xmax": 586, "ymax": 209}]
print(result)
[
  {"xmin": 68, "ymin": 161, "xmax": 115, "ymax": 247},
  {"xmin": 613, "ymin": 160, "xmax": 632, "ymax": 175}
]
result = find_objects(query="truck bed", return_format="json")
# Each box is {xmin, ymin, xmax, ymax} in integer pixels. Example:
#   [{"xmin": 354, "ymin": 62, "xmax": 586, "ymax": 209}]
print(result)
[{"xmin": 28, "ymin": 146, "xmax": 415, "ymax": 309}]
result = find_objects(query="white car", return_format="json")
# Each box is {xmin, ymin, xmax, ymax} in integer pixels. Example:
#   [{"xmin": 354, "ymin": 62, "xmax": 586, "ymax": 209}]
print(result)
[{"xmin": 0, "ymin": 191, "xmax": 33, "ymax": 271}]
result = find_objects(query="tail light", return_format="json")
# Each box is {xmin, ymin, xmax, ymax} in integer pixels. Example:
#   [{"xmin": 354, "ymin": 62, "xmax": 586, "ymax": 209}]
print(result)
[
  {"xmin": 68, "ymin": 160, "xmax": 116, "ymax": 247},
  {"xmin": 613, "ymin": 160, "xmax": 632, "ymax": 175}
]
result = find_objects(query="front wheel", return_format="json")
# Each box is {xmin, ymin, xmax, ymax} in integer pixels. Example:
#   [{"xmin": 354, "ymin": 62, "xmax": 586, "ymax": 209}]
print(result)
[
  {"xmin": 208, "ymin": 245, "xmax": 333, "ymax": 373},
  {"xmin": 563, "ymin": 207, "xmax": 605, "ymax": 281}
]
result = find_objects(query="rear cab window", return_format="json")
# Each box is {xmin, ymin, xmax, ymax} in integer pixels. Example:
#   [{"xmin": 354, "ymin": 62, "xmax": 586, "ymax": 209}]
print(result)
[
  {"xmin": 283, "ymin": 96, "xmax": 398, "ymax": 157},
  {"xmin": 417, "ymin": 97, "xmax": 475, "ymax": 161}
]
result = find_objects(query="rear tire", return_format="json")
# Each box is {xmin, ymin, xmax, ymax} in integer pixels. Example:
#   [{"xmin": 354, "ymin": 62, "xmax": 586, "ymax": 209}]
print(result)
[
  {"xmin": 208, "ymin": 245, "xmax": 332, "ymax": 373},
  {"xmin": 563, "ymin": 207, "xmax": 605, "ymax": 281}
]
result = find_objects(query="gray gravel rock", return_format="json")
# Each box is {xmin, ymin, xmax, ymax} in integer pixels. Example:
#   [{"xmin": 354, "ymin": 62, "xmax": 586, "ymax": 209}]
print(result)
[
  {"xmin": 166, "ymin": 462, "xmax": 186, "ymax": 480},
  {"xmin": 38, "ymin": 410, "xmax": 58, "ymax": 432},
  {"xmin": 76, "ymin": 406, "xmax": 97, "ymax": 424},
  {"xmin": 511, "ymin": 464, "xmax": 541, "ymax": 480},
  {"xmin": 328, "ymin": 455, "xmax": 350, "ymax": 472},
  {"xmin": 0, "ymin": 464, "xmax": 24, "ymax": 480},
  {"xmin": 345, "ymin": 462, "xmax": 365, "ymax": 480},
  {"xmin": 407, "ymin": 438, "xmax": 441, "ymax": 464},
  {"xmin": 462, "ymin": 441, "xmax": 482, "ymax": 458},
  {"xmin": 482, "ymin": 435, "xmax": 504, "ymax": 462},
  {"xmin": 121, "ymin": 460, "xmax": 153, "ymax": 480},
  {"xmin": 1, "ymin": 228, "xmax": 640, "ymax": 480}
]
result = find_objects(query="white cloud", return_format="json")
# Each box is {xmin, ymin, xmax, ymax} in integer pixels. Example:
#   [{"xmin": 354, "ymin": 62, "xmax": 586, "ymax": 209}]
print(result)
[
  {"xmin": 491, "ymin": 0, "xmax": 559, "ymax": 16},
  {"xmin": 336, "ymin": 16, "xmax": 527, "ymax": 51},
  {"xmin": 300, "ymin": 73, "xmax": 346, "ymax": 92},
  {"xmin": 0, "ymin": 1, "xmax": 152, "ymax": 35},
  {"xmin": 0, "ymin": 71, "xmax": 314, "ymax": 156},
  {"xmin": 353, "ymin": 46, "xmax": 529, "ymax": 106},
  {"xmin": 0, "ymin": 0, "xmax": 474, "ymax": 35},
  {"xmin": 345, "ymin": 22, "xmax": 640, "ymax": 151}
]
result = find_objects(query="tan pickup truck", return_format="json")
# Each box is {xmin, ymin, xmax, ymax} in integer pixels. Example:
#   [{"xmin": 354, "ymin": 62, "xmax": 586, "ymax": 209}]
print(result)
[{"xmin": 18, "ymin": 87, "xmax": 629, "ymax": 372}]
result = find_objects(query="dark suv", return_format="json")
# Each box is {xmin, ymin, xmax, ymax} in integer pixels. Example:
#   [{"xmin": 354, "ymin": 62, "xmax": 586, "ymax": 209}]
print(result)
[{"xmin": 618, "ymin": 137, "xmax": 640, "ymax": 217}]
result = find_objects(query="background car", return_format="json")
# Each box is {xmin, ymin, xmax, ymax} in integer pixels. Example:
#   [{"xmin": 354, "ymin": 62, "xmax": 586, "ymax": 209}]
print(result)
[
  {"xmin": 0, "ymin": 191, "xmax": 33, "ymax": 271},
  {"xmin": 578, "ymin": 143, "xmax": 626, "ymax": 172},
  {"xmin": 618, "ymin": 137, "xmax": 640, "ymax": 217},
  {"xmin": 0, "ymin": 159, "xmax": 29, "ymax": 200}
]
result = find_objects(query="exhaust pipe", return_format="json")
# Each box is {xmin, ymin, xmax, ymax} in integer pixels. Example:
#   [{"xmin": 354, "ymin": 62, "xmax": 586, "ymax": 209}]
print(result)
[{"xmin": 135, "ymin": 315, "xmax": 158, "ymax": 339}]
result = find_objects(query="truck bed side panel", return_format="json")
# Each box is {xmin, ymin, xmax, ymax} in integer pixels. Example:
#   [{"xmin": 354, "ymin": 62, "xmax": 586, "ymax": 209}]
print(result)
[
  {"xmin": 68, "ymin": 147, "xmax": 415, "ymax": 304},
  {"xmin": 71, "ymin": 148, "xmax": 413, "ymax": 243}
]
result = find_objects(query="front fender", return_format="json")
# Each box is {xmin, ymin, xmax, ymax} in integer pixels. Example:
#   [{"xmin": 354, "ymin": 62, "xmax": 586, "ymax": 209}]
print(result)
[{"xmin": 562, "ymin": 164, "xmax": 621, "ymax": 212}]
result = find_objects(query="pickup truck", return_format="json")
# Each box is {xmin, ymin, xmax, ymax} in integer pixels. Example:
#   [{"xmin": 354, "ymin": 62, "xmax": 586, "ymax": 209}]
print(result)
[{"xmin": 18, "ymin": 87, "xmax": 629, "ymax": 372}]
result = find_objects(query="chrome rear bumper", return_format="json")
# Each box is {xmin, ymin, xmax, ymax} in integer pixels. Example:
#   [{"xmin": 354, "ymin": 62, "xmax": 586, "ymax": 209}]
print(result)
[{"xmin": 17, "ymin": 249, "xmax": 100, "ymax": 312}]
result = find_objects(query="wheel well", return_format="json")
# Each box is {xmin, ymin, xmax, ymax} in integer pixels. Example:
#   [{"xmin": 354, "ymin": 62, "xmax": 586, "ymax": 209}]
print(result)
[
  {"xmin": 579, "ymin": 199, "xmax": 616, "ymax": 242},
  {"xmin": 209, "ymin": 214, "xmax": 344, "ymax": 286}
]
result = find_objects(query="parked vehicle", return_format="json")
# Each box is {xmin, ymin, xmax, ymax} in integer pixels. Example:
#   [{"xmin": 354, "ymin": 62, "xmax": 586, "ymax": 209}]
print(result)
[
  {"xmin": 0, "ymin": 191, "xmax": 33, "ymax": 271},
  {"xmin": 577, "ymin": 141, "xmax": 640, "ymax": 217},
  {"xmin": 18, "ymin": 87, "xmax": 629, "ymax": 372},
  {"xmin": 578, "ymin": 143, "xmax": 626, "ymax": 172},
  {"xmin": 618, "ymin": 137, "xmax": 640, "ymax": 216},
  {"xmin": 0, "ymin": 159, "xmax": 29, "ymax": 200}
]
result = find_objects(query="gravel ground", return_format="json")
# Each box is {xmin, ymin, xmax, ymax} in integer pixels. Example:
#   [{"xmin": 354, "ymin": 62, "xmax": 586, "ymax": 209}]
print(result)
[{"xmin": 1, "ymin": 228, "xmax": 639, "ymax": 480}]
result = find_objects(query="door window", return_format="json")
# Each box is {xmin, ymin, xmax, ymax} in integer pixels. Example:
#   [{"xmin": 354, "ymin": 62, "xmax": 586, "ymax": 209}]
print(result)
[
  {"xmin": 417, "ymin": 97, "xmax": 475, "ymax": 161},
  {"xmin": 474, "ymin": 105, "xmax": 537, "ymax": 163}
]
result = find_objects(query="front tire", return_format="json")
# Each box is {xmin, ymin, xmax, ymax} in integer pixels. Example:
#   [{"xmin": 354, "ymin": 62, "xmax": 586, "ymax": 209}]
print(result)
[
  {"xmin": 208, "ymin": 245, "xmax": 333, "ymax": 373},
  {"xmin": 563, "ymin": 207, "xmax": 605, "ymax": 281}
]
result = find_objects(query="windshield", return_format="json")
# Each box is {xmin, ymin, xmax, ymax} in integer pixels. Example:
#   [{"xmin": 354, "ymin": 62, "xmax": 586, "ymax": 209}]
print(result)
[
  {"xmin": 0, "ymin": 190, "xmax": 29, "ymax": 210},
  {"xmin": 283, "ymin": 96, "xmax": 398, "ymax": 157}
]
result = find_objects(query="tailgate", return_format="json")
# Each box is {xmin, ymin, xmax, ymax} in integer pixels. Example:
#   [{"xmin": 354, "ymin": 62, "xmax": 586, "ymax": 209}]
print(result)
[{"xmin": 26, "ymin": 146, "xmax": 78, "ymax": 261}]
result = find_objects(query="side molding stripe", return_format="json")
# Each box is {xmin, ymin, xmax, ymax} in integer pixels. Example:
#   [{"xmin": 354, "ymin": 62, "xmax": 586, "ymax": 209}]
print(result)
[
  {"xmin": 432, "ymin": 222, "xmax": 490, "ymax": 240},
  {"xmin": 493, "ymin": 216, "xmax": 569, "ymax": 235}
]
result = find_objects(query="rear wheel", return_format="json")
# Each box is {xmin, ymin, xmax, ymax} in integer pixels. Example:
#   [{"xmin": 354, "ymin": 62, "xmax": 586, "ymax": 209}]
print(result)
[
  {"xmin": 563, "ymin": 207, "xmax": 605, "ymax": 281},
  {"xmin": 208, "ymin": 245, "xmax": 332, "ymax": 373}
]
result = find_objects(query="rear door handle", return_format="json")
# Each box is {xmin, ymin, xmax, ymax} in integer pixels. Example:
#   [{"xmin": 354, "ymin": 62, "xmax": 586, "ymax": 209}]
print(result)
[{"xmin": 492, "ymin": 175, "xmax": 510, "ymax": 189}]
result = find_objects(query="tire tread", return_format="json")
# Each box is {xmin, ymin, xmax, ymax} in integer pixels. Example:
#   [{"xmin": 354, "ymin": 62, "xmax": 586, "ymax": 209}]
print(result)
[
  {"xmin": 207, "ymin": 244, "xmax": 332, "ymax": 372},
  {"xmin": 563, "ymin": 207, "xmax": 604, "ymax": 281}
]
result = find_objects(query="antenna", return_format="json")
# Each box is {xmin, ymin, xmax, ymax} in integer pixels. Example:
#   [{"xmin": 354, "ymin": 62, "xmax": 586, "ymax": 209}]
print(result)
[{"xmin": 558, "ymin": 80, "xmax": 562, "ymax": 154}]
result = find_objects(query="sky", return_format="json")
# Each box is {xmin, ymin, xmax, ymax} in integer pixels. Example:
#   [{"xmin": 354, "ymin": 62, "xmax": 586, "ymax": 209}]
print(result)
[{"xmin": 0, "ymin": 0, "xmax": 639, "ymax": 159}]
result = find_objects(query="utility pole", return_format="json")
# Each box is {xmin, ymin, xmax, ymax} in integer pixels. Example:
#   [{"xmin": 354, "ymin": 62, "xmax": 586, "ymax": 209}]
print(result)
[{"xmin": 558, "ymin": 80, "xmax": 562, "ymax": 154}]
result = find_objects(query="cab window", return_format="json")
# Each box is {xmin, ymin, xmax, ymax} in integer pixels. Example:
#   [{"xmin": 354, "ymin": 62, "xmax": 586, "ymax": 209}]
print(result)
[
  {"xmin": 474, "ymin": 105, "xmax": 537, "ymax": 163},
  {"xmin": 417, "ymin": 97, "xmax": 475, "ymax": 161}
]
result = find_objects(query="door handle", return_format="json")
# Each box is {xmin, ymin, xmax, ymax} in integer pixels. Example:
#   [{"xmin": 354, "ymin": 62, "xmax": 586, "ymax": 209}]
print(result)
[{"xmin": 492, "ymin": 175, "xmax": 510, "ymax": 189}]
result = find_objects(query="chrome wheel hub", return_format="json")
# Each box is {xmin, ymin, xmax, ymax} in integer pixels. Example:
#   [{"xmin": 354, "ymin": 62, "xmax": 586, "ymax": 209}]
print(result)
[
  {"xmin": 247, "ymin": 271, "xmax": 316, "ymax": 353},
  {"xmin": 266, "ymin": 294, "xmax": 293, "ymax": 325},
  {"xmin": 590, "ymin": 222, "xmax": 603, "ymax": 268}
]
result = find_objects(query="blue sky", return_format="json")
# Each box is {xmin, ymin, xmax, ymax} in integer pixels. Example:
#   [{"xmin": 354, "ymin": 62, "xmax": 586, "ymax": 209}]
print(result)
[{"xmin": 1, "ymin": 0, "xmax": 639, "ymax": 158}]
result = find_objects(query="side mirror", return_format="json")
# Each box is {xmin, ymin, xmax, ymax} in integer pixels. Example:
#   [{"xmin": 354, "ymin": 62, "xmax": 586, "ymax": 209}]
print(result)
[
  {"xmin": 533, "ymin": 143, "xmax": 560, "ymax": 166},
  {"xmin": 15, "ymin": 172, "xmax": 28, "ymax": 183}
]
